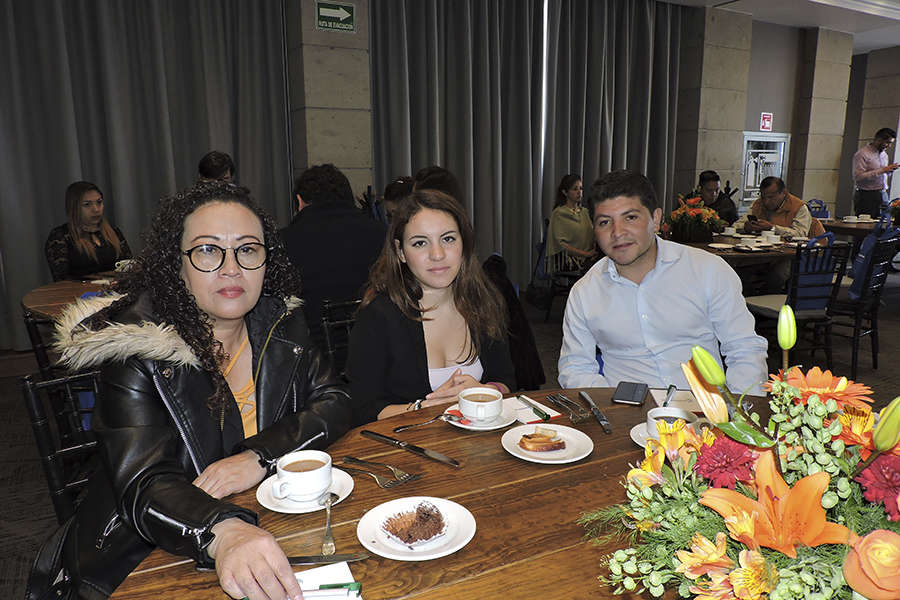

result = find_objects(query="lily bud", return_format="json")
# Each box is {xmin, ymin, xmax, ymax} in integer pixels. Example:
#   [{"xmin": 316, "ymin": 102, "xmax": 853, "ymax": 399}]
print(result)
[
  {"xmin": 873, "ymin": 396, "xmax": 900, "ymax": 452},
  {"xmin": 777, "ymin": 305, "xmax": 797, "ymax": 350},
  {"xmin": 691, "ymin": 346, "xmax": 726, "ymax": 387}
]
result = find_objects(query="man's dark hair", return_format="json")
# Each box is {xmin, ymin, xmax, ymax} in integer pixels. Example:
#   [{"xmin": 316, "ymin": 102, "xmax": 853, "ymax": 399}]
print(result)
[
  {"xmin": 413, "ymin": 165, "xmax": 463, "ymax": 204},
  {"xmin": 293, "ymin": 164, "xmax": 354, "ymax": 207},
  {"xmin": 875, "ymin": 127, "xmax": 897, "ymax": 141},
  {"xmin": 197, "ymin": 151, "xmax": 235, "ymax": 180},
  {"xmin": 383, "ymin": 176, "xmax": 414, "ymax": 204},
  {"xmin": 698, "ymin": 170, "xmax": 721, "ymax": 187},
  {"xmin": 589, "ymin": 169, "xmax": 659, "ymax": 217},
  {"xmin": 759, "ymin": 176, "xmax": 785, "ymax": 193}
]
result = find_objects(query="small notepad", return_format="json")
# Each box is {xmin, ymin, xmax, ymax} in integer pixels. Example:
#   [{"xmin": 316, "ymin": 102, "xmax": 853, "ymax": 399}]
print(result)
[
  {"xmin": 507, "ymin": 396, "xmax": 562, "ymax": 424},
  {"xmin": 649, "ymin": 388, "xmax": 701, "ymax": 413}
]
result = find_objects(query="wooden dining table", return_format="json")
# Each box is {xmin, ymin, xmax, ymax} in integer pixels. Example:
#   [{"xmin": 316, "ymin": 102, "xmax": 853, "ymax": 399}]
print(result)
[
  {"xmin": 111, "ymin": 389, "xmax": 659, "ymax": 600},
  {"xmin": 687, "ymin": 234, "xmax": 797, "ymax": 268},
  {"xmin": 821, "ymin": 219, "xmax": 877, "ymax": 240},
  {"xmin": 21, "ymin": 277, "xmax": 112, "ymax": 320}
]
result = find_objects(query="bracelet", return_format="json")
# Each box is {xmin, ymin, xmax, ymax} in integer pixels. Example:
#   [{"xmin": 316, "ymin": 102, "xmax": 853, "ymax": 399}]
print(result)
[{"xmin": 484, "ymin": 382, "xmax": 503, "ymax": 393}]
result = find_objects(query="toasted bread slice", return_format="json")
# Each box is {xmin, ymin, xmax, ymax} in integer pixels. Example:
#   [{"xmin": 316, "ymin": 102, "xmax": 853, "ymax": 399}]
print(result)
[{"xmin": 518, "ymin": 427, "xmax": 566, "ymax": 452}]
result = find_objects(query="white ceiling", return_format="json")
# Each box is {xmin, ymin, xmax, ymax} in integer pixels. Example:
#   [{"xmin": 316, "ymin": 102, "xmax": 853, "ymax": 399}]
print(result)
[{"xmin": 667, "ymin": 0, "xmax": 900, "ymax": 53}]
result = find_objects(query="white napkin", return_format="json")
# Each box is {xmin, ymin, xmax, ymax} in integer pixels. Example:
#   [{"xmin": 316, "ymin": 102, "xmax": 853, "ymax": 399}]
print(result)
[
  {"xmin": 649, "ymin": 388, "xmax": 701, "ymax": 413},
  {"xmin": 507, "ymin": 395, "xmax": 561, "ymax": 424},
  {"xmin": 293, "ymin": 562, "xmax": 362, "ymax": 599}
]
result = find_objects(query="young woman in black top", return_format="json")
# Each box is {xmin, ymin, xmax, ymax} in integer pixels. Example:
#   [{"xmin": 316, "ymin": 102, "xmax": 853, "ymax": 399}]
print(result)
[
  {"xmin": 45, "ymin": 181, "xmax": 132, "ymax": 280},
  {"xmin": 347, "ymin": 189, "xmax": 515, "ymax": 423}
]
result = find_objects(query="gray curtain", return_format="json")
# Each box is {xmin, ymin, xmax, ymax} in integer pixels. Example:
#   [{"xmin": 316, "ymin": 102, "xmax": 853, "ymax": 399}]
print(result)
[
  {"xmin": 371, "ymin": 0, "xmax": 545, "ymax": 287},
  {"xmin": 0, "ymin": 0, "xmax": 291, "ymax": 350},
  {"xmin": 543, "ymin": 0, "xmax": 681, "ymax": 215}
]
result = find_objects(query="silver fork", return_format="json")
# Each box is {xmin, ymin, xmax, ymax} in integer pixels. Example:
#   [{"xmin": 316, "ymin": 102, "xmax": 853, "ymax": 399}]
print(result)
[
  {"xmin": 342, "ymin": 457, "xmax": 421, "ymax": 483},
  {"xmin": 340, "ymin": 465, "xmax": 403, "ymax": 488},
  {"xmin": 392, "ymin": 413, "xmax": 461, "ymax": 433},
  {"xmin": 547, "ymin": 394, "xmax": 591, "ymax": 424}
]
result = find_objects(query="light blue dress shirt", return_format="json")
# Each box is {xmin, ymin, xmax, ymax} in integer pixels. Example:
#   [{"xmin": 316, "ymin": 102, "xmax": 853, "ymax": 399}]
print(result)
[{"xmin": 558, "ymin": 238, "xmax": 768, "ymax": 394}]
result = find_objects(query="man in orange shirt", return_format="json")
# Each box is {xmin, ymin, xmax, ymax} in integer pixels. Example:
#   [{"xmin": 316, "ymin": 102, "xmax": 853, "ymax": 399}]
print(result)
[{"xmin": 735, "ymin": 177, "xmax": 825, "ymax": 239}]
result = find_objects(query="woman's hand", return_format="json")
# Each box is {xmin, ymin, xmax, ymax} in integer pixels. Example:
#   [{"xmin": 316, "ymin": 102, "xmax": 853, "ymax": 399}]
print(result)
[
  {"xmin": 193, "ymin": 450, "xmax": 267, "ymax": 499},
  {"xmin": 208, "ymin": 518, "xmax": 303, "ymax": 600},
  {"xmin": 424, "ymin": 370, "xmax": 482, "ymax": 404}
]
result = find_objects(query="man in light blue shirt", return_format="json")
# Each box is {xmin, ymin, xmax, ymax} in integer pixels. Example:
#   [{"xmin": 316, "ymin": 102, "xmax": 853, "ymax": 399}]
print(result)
[{"xmin": 558, "ymin": 170, "xmax": 768, "ymax": 394}]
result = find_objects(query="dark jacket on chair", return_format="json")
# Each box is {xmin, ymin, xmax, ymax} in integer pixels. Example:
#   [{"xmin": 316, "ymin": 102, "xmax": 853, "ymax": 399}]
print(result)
[
  {"xmin": 28, "ymin": 292, "xmax": 353, "ymax": 600},
  {"xmin": 347, "ymin": 293, "xmax": 516, "ymax": 424}
]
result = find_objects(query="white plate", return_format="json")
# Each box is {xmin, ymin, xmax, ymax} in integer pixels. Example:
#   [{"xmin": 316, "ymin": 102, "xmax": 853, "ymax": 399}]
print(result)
[
  {"xmin": 708, "ymin": 243, "xmax": 734, "ymax": 249},
  {"xmin": 443, "ymin": 404, "xmax": 517, "ymax": 431},
  {"xmin": 732, "ymin": 233, "xmax": 756, "ymax": 238},
  {"xmin": 356, "ymin": 496, "xmax": 476, "ymax": 561},
  {"xmin": 500, "ymin": 424, "xmax": 594, "ymax": 464},
  {"xmin": 630, "ymin": 423, "xmax": 651, "ymax": 448},
  {"xmin": 256, "ymin": 468, "xmax": 354, "ymax": 514}
]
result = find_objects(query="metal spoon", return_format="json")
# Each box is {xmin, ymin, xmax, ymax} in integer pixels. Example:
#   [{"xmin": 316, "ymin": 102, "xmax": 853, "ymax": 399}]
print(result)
[
  {"xmin": 392, "ymin": 413, "xmax": 462, "ymax": 433},
  {"xmin": 319, "ymin": 492, "xmax": 338, "ymax": 556}
]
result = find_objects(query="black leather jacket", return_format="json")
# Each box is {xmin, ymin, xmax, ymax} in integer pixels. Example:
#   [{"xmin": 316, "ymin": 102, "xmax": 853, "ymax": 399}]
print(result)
[{"xmin": 37, "ymin": 292, "xmax": 353, "ymax": 600}]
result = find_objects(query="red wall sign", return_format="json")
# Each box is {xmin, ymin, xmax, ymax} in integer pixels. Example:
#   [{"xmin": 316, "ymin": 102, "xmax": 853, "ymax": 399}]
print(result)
[{"xmin": 760, "ymin": 112, "xmax": 773, "ymax": 132}]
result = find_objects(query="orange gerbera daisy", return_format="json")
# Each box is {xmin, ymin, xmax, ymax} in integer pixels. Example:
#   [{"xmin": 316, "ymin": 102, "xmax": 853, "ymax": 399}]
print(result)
[{"xmin": 766, "ymin": 366, "xmax": 873, "ymax": 410}]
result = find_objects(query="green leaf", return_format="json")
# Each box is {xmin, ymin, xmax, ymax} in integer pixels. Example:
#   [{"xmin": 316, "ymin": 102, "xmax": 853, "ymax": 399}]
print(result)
[{"xmin": 717, "ymin": 421, "xmax": 775, "ymax": 447}]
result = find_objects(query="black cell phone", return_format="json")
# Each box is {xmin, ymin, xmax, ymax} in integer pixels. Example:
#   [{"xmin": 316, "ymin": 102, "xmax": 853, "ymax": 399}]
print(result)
[
  {"xmin": 746, "ymin": 214, "xmax": 758, "ymax": 222},
  {"xmin": 611, "ymin": 381, "xmax": 649, "ymax": 406}
]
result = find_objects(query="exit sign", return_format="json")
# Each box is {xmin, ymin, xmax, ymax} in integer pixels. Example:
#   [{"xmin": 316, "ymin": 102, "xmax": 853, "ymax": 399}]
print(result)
[{"xmin": 316, "ymin": 1, "xmax": 356, "ymax": 33}]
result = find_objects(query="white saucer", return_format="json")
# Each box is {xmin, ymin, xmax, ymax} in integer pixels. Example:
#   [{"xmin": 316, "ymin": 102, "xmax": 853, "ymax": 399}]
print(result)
[
  {"xmin": 256, "ymin": 468, "xmax": 354, "ymax": 514},
  {"xmin": 356, "ymin": 496, "xmax": 476, "ymax": 561},
  {"xmin": 630, "ymin": 423, "xmax": 651, "ymax": 448},
  {"xmin": 708, "ymin": 243, "xmax": 734, "ymax": 249},
  {"xmin": 500, "ymin": 424, "xmax": 594, "ymax": 464},
  {"xmin": 444, "ymin": 404, "xmax": 517, "ymax": 431}
]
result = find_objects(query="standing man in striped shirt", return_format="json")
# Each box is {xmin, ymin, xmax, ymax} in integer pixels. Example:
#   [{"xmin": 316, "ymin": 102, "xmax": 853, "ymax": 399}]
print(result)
[{"xmin": 852, "ymin": 127, "xmax": 898, "ymax": 216}]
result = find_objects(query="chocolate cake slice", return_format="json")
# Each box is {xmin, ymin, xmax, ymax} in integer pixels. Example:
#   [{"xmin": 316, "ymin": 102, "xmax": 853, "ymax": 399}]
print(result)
[{"xmin": 382, "ymin": 501, "xmax": 446, "ymax": 545}]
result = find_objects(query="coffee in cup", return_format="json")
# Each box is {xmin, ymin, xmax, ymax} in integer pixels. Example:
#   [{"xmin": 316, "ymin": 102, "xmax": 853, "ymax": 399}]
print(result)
[
  {"xmin": 458, "ymin": 386, "xmax": 503, "ymax": 423},
  {"xmin": 272, "ymin": 449, "xmax": 332, "ymax": 502},
  {"xmin": 646, "ymin": 407, "xmax": 698, "ymax": 440}
]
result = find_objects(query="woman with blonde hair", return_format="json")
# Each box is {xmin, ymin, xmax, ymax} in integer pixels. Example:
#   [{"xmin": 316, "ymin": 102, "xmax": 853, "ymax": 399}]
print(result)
[
  {"xmin": 347, "ymin": 189, "xmax": 515, "ymax": 422},
  {"xmin": 45, "ymin": 181, "xmax": 132, "ymax": 280}
]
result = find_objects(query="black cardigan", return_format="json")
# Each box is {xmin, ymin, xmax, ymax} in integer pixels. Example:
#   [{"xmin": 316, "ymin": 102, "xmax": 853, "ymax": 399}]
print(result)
[{"xmin": 347, "ymin": 294, "xmax": 516, "ymax": 424}]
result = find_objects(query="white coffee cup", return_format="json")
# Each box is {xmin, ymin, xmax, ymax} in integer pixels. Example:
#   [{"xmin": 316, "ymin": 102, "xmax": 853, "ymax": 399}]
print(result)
[
  {"xmin": 859, "ymin": 214, "xmax": 871, "ymax": 221},
  {"xmin": 764, "ymin": 233, "xmax": 780, "ymax": 243},
  {"xmin": 646, "ymin": 407, "xmax": 698, "ymax": 440},
  {"xmin": 722, "ymin": 226, "xmax": 736, "ymax": 236},
  {"xmin": 844, "ymin": 215, "xmax": 858, "ymax": 223},
  {"xmin": 458, "ymin": 386, "xmax": 503, "ymax": 423},
  {"xmin": 272, "ymin": 450, "xmax": 332, "ymax": 502}
]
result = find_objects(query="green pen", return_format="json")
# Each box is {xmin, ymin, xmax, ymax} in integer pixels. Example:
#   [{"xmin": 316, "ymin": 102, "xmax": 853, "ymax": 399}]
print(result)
[
  {"xmin": 318, "ymin": 582, "xmax": 362, "ymax": 592},
  {"xmin": 517, "ymin": 395, "xmax": 550, "ymax": 421}
]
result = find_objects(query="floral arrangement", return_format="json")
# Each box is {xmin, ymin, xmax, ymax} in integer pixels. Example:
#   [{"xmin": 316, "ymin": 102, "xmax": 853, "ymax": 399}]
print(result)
[
  {"xmin": 890, "ymin": 199, "xmax": 899, "ymax": 226},
  {"xmin": 581, "ymin": 306, "xmax": 900, "ymax": 599},
  {"xmin": 661, "ymin": 193, "xmax": 727, "ymax": 242}
]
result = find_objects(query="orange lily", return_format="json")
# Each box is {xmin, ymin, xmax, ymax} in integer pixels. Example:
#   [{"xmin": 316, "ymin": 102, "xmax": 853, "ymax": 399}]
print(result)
[
  {"xmin": 699, "ymin": 451, "xmax": 852, "ymax": 558},
  {"xmin": 681, "ymin": 360, "xmax": 729, "ymax": 423},
  {"xmin": 766, "ymin": 366, "xmax": 873, "ymax": 410},
  {"xmin": 836, "ymin": 405, "xmax": 875, "ymax": 459},
  {"xmin": 724, "ymin": 510, "xmax": 760, "ymax": 551},
  {"xmin": 626, "ymin": 440, "xmax": 666, "ymax": 487},
  {"xmin": 689, "ymin": 570, "xmax": 735, "ymax": 600},
  {"xmin": 729, "ymin": 550, "xmax": 778, "ymax": 599},
  {"xmin": 655, "ymin": 418, "xmax": 687, "ymax": 462},
  {"xmin": 675, "ymin": 532, "xmax": 734, "ymax": 579}
]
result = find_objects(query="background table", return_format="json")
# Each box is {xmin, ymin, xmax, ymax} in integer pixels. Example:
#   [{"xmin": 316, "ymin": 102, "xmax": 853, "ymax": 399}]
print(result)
[
  {"xmin": 112, "ymin": 389, "xmax": 656, "ymax": 600},
  {"xmin": 821, "ymin": 219, "xmax": 877, "ymax": 240},
  {"xmin": 687, "ymin": 235, "xmax": 796, "ymax": 268},
  {"xmin": 21, "ymin": 279, "xmax": 108, "ymax": 320}
]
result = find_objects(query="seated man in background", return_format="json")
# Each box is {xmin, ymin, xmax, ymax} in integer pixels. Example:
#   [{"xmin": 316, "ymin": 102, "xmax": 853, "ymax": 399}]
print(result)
[
  {"xmin": 697, "ymin": 169, "xmax": 738, "ymax": 225},
  {"xmin": 735, "ymin": 176, "xmax": 825, "ymax": 239},
  {"xmin": 197, "ymin": 150, "xmax": 235, "ymax": 181},
  {"xmin": 558, "ymin": 170, "xmax": 768, "ymax": 394},
  {"xmin": 281, "ymin": 164, "xmax": 386, "ymax": 350}
]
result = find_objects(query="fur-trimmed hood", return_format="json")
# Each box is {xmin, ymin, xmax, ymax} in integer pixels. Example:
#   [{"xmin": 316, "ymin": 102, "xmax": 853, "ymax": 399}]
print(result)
[{"xmin": 54, "ymin": 292, "xmax": 303, "ymax": 371}]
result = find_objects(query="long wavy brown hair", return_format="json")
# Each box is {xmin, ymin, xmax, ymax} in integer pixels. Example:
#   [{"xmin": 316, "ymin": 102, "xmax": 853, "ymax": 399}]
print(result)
[
  {"xmin": 362, "ymin": 189, "xmax": 506, "ymax": 361},
  {"xmin": 65, "ymin": 181, "xmax": 124, "ymax": 261},
  {"xmin": 87, "ymin": 180, "xmax": 302, "ymax": 413}
]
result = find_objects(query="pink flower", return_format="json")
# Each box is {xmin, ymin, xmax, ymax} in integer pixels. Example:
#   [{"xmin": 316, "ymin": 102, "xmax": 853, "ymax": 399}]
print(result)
[
  {"xmin": 695, "ymin": 437, "xmax": 755, "ymax": 489},
  {"xmin": 856, "ymin": 455, "xmax": 900, "ymax": 521}
]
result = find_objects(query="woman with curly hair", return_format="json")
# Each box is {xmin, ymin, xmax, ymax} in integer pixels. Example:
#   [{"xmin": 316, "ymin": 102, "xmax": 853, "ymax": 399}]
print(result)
[
  {"xmin": 30, "ymin": 181, "xmax": 352, "ymax": 600},
  {"xmin": 347, "ymin": 189, "xmax": 515, "ymax": 422},
  {"xmin": 45, "ymin": 181, "xmax": 133, "ymax": 281},
  {"xmin": 546, "ymin": 174, "xmax": 597, "ymax": 272}
]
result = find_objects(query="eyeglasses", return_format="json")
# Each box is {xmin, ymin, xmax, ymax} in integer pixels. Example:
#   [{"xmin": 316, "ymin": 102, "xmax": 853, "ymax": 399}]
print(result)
[{"xmin": 182, "ymin": 243, "xmax": 268, "ymax": 272}]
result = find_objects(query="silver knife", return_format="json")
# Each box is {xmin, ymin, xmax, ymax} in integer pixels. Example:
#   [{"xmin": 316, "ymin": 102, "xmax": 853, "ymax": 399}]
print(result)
[
  {"xmin": 287, "ymin": 552, "xmax": 369, "ymax": 566},
  {"xmin": 579, "ymin": 391, "xmax": 612, "ymax": 434},
  {"xmin": 360, "ymin": 430, "xmax": 460, "ymax": 467}
]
